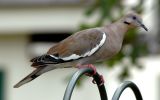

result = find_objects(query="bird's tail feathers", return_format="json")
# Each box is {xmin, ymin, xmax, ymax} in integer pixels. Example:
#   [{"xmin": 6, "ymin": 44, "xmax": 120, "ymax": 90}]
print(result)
[{"xmin": 14, "ymin": 67, "xmax": 44, "ymax": 88}]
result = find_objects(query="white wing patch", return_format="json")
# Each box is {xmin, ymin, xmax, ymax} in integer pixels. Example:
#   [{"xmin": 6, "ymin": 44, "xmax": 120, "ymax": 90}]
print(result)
[
  {"xmin": 61, "ymin": 32, "xmax": 106, "ymax": 61},
  {"xmin": 50, "ymin": 55, "xmax": 59, "ymax": 59},
  {"xmin": 62, "ymin": 54, "xmax": 81, "ymax": 61}
]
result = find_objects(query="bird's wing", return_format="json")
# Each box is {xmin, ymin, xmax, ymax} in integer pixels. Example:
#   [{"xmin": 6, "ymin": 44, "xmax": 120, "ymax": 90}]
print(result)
[{"xmin": 31, "ymin": 28, "xmax": 107, "ymax": 67}]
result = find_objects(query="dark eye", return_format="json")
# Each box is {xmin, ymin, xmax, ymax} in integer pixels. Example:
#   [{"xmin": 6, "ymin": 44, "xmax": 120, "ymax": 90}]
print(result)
[{"xmin": 132, "ymin": 16, "xmax": 136, "ymax": 20}]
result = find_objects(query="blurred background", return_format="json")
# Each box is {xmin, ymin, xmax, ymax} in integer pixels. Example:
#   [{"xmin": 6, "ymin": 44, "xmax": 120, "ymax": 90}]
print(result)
[{"xmin": 0, "ymin": 0, "xmax": 159, "ymax": 100}]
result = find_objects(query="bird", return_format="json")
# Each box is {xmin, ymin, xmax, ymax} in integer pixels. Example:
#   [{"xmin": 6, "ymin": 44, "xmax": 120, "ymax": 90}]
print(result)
[{"xmin": 14, "ymin": 11, "xmax": 148, "ymax": 88}]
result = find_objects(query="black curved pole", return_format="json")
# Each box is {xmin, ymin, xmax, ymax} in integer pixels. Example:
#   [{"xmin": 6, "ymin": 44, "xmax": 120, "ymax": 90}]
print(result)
[
  {"xmin": 112, "ymin": 81, "xmax": 143, "ymax": 100},
  {"xmin": 63, "ymin": 68, "xmax": 108, "ymax": 100},
  {"xmin": 63, "ymin": 68, "xmax": 143, "ymax": 100}
]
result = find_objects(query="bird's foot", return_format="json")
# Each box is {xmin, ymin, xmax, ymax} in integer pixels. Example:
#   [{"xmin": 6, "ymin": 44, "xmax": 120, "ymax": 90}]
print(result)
[
  {"xmin": 77, "ymin": 64, "xmax": 97, "ymax": 76},
  {"xmin": 77, "ymin": 64, "xmax": 104, "ymax": 86},
  {"xmin": 92, "ymin": 75, "xmax": 105, "ymax": 86}
]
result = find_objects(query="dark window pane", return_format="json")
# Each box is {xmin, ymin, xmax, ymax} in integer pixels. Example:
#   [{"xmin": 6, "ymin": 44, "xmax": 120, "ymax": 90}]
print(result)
[{"xmin": 0, "ymin": 70, "xmax": 5, "ymax": 100}]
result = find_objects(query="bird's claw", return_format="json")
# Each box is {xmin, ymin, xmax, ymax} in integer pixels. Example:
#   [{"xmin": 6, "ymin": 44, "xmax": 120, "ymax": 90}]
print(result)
[
  {"xmin": 86, "ymin": 64, "xmax": 97, "ymax": 76},
  {"xmin": 77, "ymin": 64, "xmax": 104, "ymax": 86},
  {"xmin": 77, "ymin": 64, "xmax": 97, "ymax": 76},
  {"xmin": 92, "ymin": 75, "xmax": 105, "ymax": 86}
]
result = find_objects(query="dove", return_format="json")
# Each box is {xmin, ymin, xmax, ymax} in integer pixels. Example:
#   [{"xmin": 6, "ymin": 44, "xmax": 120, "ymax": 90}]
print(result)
[{"xmin": 14, "ymin": 11, "xmax": 148, "ymax": 88}]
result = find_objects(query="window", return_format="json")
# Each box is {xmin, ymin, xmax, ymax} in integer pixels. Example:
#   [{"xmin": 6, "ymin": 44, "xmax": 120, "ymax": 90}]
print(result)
[{"xmin": 0, "ymin": 70, "xmax": 5, "ymax": 100}]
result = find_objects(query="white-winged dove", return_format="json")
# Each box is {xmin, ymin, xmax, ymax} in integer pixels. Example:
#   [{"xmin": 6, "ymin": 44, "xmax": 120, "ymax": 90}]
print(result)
[{"xmin": 14, "ymin": 11, "xmax": 148, "ymax": 88}]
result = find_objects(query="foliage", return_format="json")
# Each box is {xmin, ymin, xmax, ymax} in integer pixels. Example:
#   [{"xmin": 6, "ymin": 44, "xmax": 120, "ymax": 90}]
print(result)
[{"xmin": 78, "ymin": 0, "xmax": 148, "ymax": 81}]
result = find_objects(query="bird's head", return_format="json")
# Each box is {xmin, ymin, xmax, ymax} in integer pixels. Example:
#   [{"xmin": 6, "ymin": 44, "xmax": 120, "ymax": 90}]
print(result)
[{"xmin": 122, "ymin": 11, "xmax": 148, "ymax": 31}]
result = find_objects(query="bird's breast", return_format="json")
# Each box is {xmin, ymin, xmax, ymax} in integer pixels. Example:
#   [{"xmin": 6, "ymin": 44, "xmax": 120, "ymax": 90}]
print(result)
[{"xmin": 93, "ymin": 34, "xmax": 123, "ymax": 62}]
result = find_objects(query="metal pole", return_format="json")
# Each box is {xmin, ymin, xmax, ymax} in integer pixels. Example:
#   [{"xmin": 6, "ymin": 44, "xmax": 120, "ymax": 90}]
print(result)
[
  {"xmin": 63, "ymin": 68, "xmax": 143, "ymax": 100},
  {"xmin": 112, "ymin": 81, "xmax": 143, "ymax": 100},
  {"xmin": 63, "ymin": 68, "xmax": 108, "ymax": 100}
]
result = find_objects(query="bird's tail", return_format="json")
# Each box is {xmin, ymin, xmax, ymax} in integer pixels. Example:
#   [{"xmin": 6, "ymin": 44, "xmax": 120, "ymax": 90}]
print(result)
[{"xmin": 14, "ymin": 67, "xmax": 44, "ymax": 88}]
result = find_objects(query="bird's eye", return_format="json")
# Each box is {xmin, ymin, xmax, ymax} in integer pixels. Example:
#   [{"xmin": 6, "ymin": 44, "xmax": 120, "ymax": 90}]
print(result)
[{"xmin": 132, "ymin": 16, "xmax": 136, "ymax": 20}]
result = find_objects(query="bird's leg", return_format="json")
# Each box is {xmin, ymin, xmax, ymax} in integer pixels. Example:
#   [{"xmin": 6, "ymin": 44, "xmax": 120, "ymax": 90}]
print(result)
[
  {"xmin": 77, "ymin": 64, "xmax": 104, "ymax": 86},
  {"xmin": 77, "ymin": 64, "xmax": 97, "ymax": 76}
]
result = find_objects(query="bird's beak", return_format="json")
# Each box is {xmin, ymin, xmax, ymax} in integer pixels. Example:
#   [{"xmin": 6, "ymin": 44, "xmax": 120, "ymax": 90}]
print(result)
[
  {"xmin": 138, "ymin": 20, "xmax": 148, "ymax": 31},
  {"xmin": 140, "ymin": 24, "xmax": 148, "ymax": 31}
]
